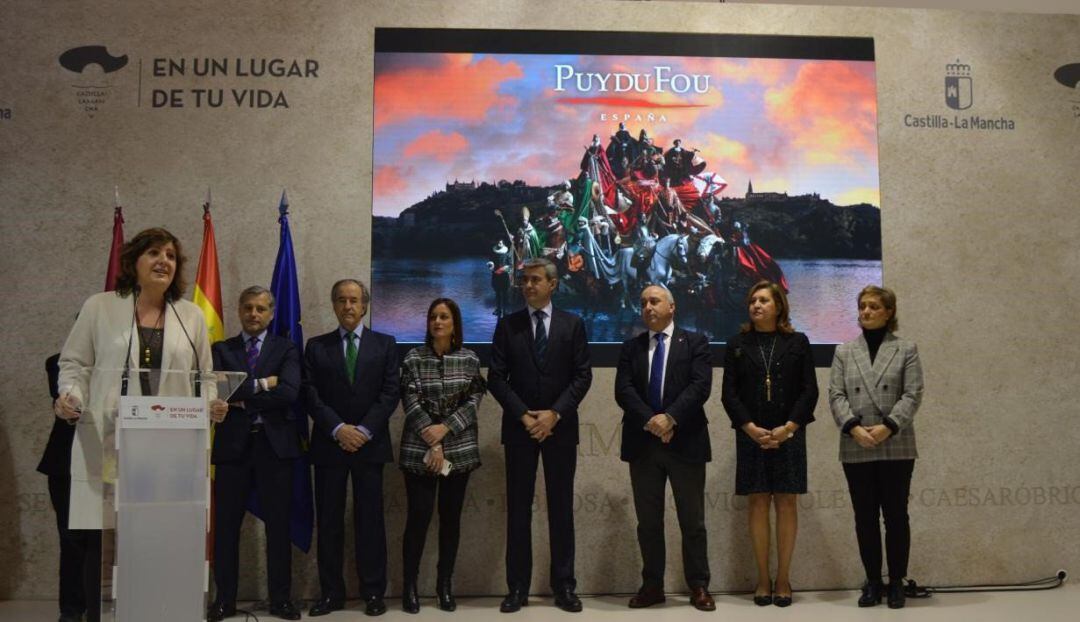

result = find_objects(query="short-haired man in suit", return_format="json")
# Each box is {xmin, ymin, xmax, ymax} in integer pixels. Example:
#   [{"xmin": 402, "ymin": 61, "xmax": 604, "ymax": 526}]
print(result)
[
  {"xmin": 305, "ymin": 279, "xmax": 399, "ymax": 617},
  {"xmin": 208, "ymin": 286, "xmax": 303, "ymax": 622},
  {"xmin": 489, "ymin": 258, "xmax": 592, "ymax": 613},
  {"xmin": 614, "ymin": 285, "xmax": 715, "ymax": 611}
]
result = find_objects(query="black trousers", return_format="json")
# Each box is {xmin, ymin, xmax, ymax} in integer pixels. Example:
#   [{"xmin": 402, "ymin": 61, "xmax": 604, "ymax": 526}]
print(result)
[
  {"xmin": 47, "ymin": 473, "xmax": 89, "ymax": 617},
  {"xmin": 77, "ymin": 529, "xmax": 101, "ymax": 622},
  {"xmin": 842, "ymin": 459, "xmax": 915, "ymax": 582},
  {"xmin": 314, "ymin": 461, "xmax": 386, "ymax": 600},
  {"xmin": 213, "ymin": 429, "xmax": 294, "ymax": 605},
  {"xmin": 629, "ymin": 444, "xmax": 710, "ymax": 590},
  {"xmin": 504, "ymin": 443, "xmax": 576, "ymax": 593},
  {"xmin": 401, "ymin": 471, "xmax": 471, "ymax": 582}
]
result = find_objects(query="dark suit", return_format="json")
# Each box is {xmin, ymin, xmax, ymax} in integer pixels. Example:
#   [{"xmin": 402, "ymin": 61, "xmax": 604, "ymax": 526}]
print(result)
[
  {"xmin": 615, "ymin": 327, "xmax": 712, "ymax": 590},
  {"xmin": 37, "ymin": 353, "xmax": 88, "ymax": 619},
  {"xmin": 304, "ymin": 327, "xmax": 399, "ymax": 601},
  {"xmin": 488, "ymin": 307, "xmax": 592, "ymax": 593},
  {"xmin": 210, "ymin": 333, "xmax": 301, "ymax": 607}
]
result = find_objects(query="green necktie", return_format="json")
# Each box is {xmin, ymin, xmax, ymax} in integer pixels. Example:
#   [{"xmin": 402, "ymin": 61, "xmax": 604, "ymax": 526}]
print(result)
[{"xmin": 345, "ymin": 331, "xmax": 358, "ymax": 382}]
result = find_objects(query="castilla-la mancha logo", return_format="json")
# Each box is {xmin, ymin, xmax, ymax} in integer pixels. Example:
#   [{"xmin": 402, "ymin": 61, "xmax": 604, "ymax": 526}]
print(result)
[
  {"xmin": 57, "ymin": 45, "xmax": 129, "ymax": 117},
  {"xmin": 945, "ymin": 59, "xmax": 972, "ymax": 111}
]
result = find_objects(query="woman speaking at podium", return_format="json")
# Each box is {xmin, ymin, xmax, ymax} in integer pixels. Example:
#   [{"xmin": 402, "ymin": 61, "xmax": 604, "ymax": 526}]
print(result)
[{"xmin": 54, "ymin": 227, "xmax": 218, "ymax": 622}]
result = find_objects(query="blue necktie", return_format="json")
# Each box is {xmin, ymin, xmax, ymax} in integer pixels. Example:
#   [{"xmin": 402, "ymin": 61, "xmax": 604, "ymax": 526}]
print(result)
[
  {"xmin": 533, "ymin": 310, "xmax": 548, "ymax": 364},
  {"xmin": 649, "ymin": 333, "xmax": 665, "ymax": 413},
  {"xmin": 246, "ymin": 336, "xmax": 260, "ymax": 375}
]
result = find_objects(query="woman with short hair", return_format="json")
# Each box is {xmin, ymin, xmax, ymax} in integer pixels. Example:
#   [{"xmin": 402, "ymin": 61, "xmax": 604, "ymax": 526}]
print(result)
[{"xmin": 829, "ymin": 285, "xmax": 924, "ymax": 609}]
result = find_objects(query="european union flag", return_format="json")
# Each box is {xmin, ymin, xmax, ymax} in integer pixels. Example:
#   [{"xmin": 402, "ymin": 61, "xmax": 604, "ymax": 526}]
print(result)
[{"xmin": 269, "ymin": 189, "xmax": 314, "ymax": 553}]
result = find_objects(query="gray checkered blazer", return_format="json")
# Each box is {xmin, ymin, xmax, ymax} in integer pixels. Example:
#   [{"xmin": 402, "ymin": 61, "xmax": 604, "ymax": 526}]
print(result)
[{"xmin": 829, "ymin": 333, "xmax": 924, "ymax": 463}]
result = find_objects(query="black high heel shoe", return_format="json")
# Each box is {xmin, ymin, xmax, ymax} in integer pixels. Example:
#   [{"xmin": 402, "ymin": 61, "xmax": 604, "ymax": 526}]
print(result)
[
  {"xmin": 402, "ymin": 580, "xmax": 420, "ymax": 614},
  {"xmin": 753, "ymin": 582, "xmax": 773, "ymax": 606},
  {"xmin": 436, "ymin": 575, "xmax": 457, "ymax": 611},
  {"xmin": 887, "ymin": 581, "xmax": 906, "ymax": 609},
  {"xmin": 773, "ymin": 582, "xmax": 793, "ymax": 607}
]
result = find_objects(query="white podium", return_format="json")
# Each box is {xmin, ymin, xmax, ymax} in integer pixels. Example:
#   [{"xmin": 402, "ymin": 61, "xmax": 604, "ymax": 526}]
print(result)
[{"xmin": 86, "ymin": 368, "xmax": 246, "ymax": 622}]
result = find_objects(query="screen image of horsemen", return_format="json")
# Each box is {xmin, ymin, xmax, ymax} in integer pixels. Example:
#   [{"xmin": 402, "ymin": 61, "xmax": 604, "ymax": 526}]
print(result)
[{"xmin": 371, "ymin": 38, "xmax": 882, "ymax": 344}]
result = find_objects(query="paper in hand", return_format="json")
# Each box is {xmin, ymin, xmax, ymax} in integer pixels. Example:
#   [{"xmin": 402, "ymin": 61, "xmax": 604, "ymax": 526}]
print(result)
[{"xmin": 423, "ymin": 448, "xmax": 453, "ymax": 476}]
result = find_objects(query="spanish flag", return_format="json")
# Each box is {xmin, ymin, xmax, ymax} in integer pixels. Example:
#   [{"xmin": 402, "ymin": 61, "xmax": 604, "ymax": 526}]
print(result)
[
  {"xmin": 194, "ymin": 192, "xmax": 224, "ymax": 565},
  {"xmin": 193, "ymin": 196, "xmax": 224, "ymax": 344}
]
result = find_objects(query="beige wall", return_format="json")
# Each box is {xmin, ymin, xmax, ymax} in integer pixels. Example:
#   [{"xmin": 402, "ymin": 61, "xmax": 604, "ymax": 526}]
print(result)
[
  {"xmin": 1, "ymin": 0, "xmax": 1078, "ymax": 600},
  {"xmin": 727, "ymin": 0, "xmax": 1080, "ymax": 15}
]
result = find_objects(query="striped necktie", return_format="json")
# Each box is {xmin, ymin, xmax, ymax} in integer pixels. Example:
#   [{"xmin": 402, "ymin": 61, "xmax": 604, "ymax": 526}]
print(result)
[{"xmin": 533, "ymin": 310, "xmax": 548, "ymax": 364}]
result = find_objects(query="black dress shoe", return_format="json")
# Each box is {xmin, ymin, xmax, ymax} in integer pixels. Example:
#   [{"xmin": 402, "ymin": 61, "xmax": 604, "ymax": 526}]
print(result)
[
  {"xmin": 499, "ymin": 590, "xmax": 529, "ymax": 613},
  {"xmin": 207, "ymin": 601, "xmax": 236, "ymax": 622},
  {"xmin": 858, "ymin": 581, "xmax": 883, "ymax": 607},
  {"xmin": 436, "ymin": 575, "xmax": 457, "ymax": 611},
  {"xmin": 887, "ymin": 581, "xmax": 906, "ymax": 609},
  {"xmin": 308, "ymin": 596, "xmax": 345, "ymax": 617},
  {"xmin": 402, "ymin": 582, "xmax": 420, "ymax": 614},
  {"xmin": 554, "ymin": 589, "xmax": 583, "ymax": 613},
  {"xmin": 59, "ymin": 615, "xmax": 84, "ymax": 622},
  {"xmin": 365, "ymin": 595, "xmax": 387, "ymax": 616},
  {"xmin": 269, "ymin": 600, "xmax": 302, "ymax": 620},
  {"xmin": 628, "ymin": 585, "xmax": 665, "ymax": 608}
]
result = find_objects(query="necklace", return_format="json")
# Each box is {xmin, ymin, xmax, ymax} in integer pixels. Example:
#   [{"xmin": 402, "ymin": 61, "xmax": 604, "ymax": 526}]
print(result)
[
  {"xmin": 138, "ymin": 306, "xmax": 164, "ymax": 367},
  {"xmin": 757, "ymin": 333, "xmax": 778, "ymax": 401}
]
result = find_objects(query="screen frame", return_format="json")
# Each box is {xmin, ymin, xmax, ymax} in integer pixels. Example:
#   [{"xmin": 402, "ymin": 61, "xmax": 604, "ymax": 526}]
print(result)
[{"xmin": 374, "ymin": 28, "xmax": 877, "ymax": 366}]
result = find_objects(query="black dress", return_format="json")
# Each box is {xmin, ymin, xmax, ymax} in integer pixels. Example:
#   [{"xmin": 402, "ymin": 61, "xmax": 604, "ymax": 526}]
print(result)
[{"xmin": 721, "ymin": 330, "xmax": 819, "ymax": 495}]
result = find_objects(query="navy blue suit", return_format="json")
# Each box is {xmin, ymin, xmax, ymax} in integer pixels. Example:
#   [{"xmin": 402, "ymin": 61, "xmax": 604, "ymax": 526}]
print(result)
[
  {"xmin": 211, "ymin": 333, "xmax": 302, "ymax": 607},
  {"xmin": 615, "ymin": 327, "xmax": 713, "ymax": 589},
  {"xmin": 615, "ymin": 328, "xmax": 712, "ymax": 464},
  {"xmin": 304, "ymin": 327, "xmax": 399, "ymax": 600},
  {"xmin": 488, "ymin": 307, "xmax": 592, "ymax": 593},
  {"xmin": 212, "ymin": 334, "xmax": 302, "ymax": 461}
]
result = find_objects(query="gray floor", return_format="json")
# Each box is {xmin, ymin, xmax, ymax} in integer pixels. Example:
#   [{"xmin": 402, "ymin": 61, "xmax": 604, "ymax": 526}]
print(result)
[{"xmin": 3, "ymin": 584, "xmax": 1078, "ymax": 622}]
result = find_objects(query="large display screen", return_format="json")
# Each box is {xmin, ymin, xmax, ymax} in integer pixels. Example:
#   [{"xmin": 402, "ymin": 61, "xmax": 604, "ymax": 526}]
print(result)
[{"xmin": 371, "ymin": 29, "xmax": 881, "ymax": 352}]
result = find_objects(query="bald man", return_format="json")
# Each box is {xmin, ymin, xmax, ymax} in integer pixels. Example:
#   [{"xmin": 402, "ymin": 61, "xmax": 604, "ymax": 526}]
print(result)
[{"xmin": 614, "ymin": 285, "xmax": 714, "ymax": 611}]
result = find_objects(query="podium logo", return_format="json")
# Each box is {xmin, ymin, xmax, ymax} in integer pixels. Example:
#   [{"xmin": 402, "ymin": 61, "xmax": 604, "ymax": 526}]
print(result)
[
  {"xmin": 945, "ymin": 59, "xmax": 972, "ymax": 111},
  {"xmin": 150, "ymin": 404, "xmax": 166, "ymax": 411},
  {"xmin": 57, "ymin": 44, "xmax": 130, "ymax": 118}
]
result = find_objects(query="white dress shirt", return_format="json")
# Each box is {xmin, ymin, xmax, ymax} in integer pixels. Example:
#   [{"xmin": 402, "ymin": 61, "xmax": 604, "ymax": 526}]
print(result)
[{"xmin": 527, "ymin": 302, "xmax": 553, "ymax": 337}]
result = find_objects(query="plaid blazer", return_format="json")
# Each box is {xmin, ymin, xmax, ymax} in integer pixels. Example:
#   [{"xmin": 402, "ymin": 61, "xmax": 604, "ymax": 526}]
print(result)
[
  {"xmin": 398, "ymin": 346, "xmax": 486, "ymax": 475},
  {"xmin": 828, "ymin": 333, "xmax": 924, "ymax": 463}
]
